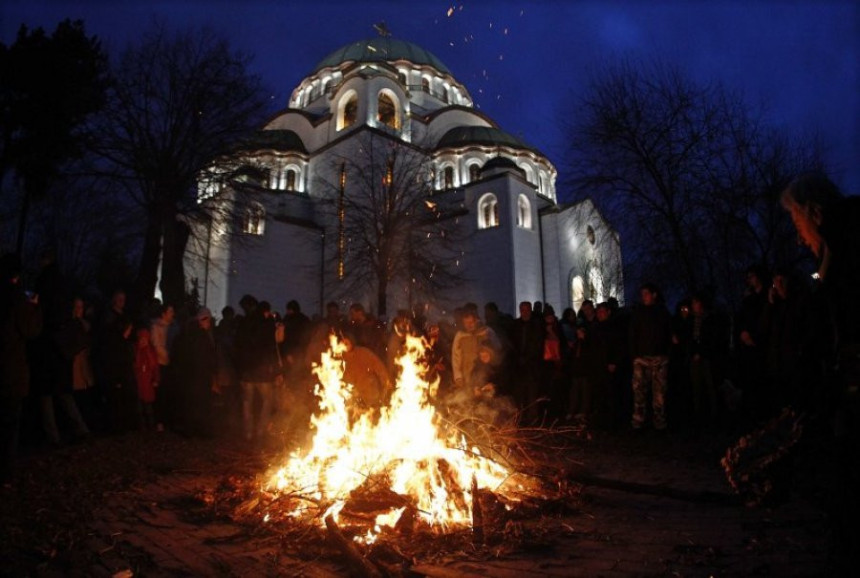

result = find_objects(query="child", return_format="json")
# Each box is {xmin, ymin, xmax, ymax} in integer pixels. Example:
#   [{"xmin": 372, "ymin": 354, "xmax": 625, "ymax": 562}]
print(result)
[{"xmin": 133, "ymin": 327, "xmax": 160, "ymax": 430}]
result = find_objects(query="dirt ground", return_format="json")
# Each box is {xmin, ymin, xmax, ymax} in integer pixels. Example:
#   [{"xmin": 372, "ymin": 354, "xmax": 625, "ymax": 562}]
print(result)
[{"xmin": 0, "ymin": 419, "xmax": 835, "ymax": 577}]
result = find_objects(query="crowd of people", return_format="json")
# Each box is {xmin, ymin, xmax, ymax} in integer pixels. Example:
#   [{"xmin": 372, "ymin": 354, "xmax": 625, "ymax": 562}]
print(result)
[{"xmin": 0, "ymin": 261, "xmax": 831, "ymax": 472}]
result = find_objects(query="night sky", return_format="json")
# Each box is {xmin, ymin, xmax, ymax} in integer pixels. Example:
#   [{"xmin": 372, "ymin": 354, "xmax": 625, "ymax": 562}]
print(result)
[{"xmin": 2, "ymin": 0, "xmax": 858, "ymax": 195}]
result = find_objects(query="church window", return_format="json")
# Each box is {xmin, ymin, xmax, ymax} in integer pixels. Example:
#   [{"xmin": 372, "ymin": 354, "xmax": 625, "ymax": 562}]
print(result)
[
  {"xmin": 587, "ymin": 225, "xmax": 596, "ymax": 245},
  {"xmin": 421, "ymin": 77, "xmax": 430, "ymax": 93},
  {"xmin": 321, "ymin": 79, "xmax": 330, "ymax": 96},
  {"xmin": 377, "ymin": 91, "xmax": 399, "ymax": 129},
  {"xmin": 443, "ymin": 166, "xmax": 454, "ymax": 189},
  {"xmin": 468, "ymin": 163, "xmax": 481, "ymax": 183},
  {"xmin": 520, "ymin": 164, "xmax": 535, "ymax": 185},
  {"xmin": 338, "ymin": 91, "xmax": 358, "ymax": 131},
  {"xmin": 517, "ymin": 194, "xmax": 532, "ymax": 229},
  {"xmin": 477, "ymin": 193, "xmax": 499, "ymax": 229},
  {"xmin": 398, "ymin": 71, "xmax": 408, "ymax": 86},
  {"xmin": 286, "ymin": 169, "xmax": 297, "ymax": 191},
  {"xmin": 242, "ymin": 202, "xmax": 265, "ymax": 236}
]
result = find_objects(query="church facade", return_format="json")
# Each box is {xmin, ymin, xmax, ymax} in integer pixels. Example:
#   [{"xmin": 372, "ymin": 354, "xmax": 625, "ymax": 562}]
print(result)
[{"xmin": 185, "ymin": 37, "xmax": 623, "ymax": 319}]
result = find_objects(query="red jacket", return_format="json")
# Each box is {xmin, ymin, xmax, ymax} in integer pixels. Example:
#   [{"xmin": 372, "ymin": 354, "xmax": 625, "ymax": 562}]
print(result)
[{"xmin": 134, "ymin": 342, "xmax": 160, "ymax": 403}]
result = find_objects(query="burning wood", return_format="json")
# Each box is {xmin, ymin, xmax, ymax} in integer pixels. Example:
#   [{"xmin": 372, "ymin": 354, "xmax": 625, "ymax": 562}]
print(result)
[{"xmin": 265, "ymin": 334, "xmax": 528, "ymax": 538}]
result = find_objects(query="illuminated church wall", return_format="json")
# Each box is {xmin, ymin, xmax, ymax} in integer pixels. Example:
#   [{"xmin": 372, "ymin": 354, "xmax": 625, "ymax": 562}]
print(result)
[{"xmin": 186, "ymin": 37, "xmax": 622, "ymax": 319}]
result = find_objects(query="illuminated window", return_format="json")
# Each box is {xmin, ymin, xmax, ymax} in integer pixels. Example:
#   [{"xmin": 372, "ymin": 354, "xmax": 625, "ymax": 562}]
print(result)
[
  {"xmin": 242, "ymin": 202, "xmax": 265, "ymax": 235},
  {"xmin": 337, "ymin": 91, "xmax": 358, "ymax": 130},
  {"xmin": 517, "ymin": 194, "xmax": 532, "ymax": 229},
  {"xmin": 377, "ymin": 91, "xmax": 399, "ymax": 129},
  {"xmin": 477, "ymin": 193, "xmax": 499, "ymax": 229},
  {"xmin": 443, "ymin": 166, "xmax": 454, "ymax": 189},
  {"xmin": 286, "ymin": 169, "xmax": 297, "ymax": 191},
  {"xmin": 468, "ymin": 163, "xmax": 481, "ymax": 183}
]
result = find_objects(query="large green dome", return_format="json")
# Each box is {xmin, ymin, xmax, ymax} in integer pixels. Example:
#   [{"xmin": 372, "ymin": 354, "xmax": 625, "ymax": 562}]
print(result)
[{"xmin": 314, "ymin": 37, "xmax": 451, "ymax": 75}]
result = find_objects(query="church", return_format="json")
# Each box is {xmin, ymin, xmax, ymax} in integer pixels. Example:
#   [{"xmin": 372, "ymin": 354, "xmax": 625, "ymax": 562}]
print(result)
[{"xmin": 185, "ymin": 36, "xmax": 623, "ymax": 320}]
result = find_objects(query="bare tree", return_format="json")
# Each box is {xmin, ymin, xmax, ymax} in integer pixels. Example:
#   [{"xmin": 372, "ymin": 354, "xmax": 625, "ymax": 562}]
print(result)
[
  {"xmin": 0, "ymin": 19, "xmax": 108, "ymax": 255},
  {"xmin": 562, "ymin": 60, "xmax": 822, "ymax": 308},
  {"xmin": 316, "ymin": 130, "xmax": 467, "ymax": 317},
  {"xmin": 92, "ymin": 20, "xmax": 272, "ymax": 310}
]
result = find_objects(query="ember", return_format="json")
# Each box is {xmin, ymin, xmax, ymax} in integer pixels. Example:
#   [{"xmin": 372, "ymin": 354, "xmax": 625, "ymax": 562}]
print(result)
[{"xmin": 266, "ymin": 334, "xmax": 529, "ymax": 537}]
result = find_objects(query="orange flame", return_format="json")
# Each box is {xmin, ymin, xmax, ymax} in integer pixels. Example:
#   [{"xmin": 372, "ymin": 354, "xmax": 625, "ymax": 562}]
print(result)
[{"xmin": 268, "ymin": 334, "xmax": 512, "ymax": 532}]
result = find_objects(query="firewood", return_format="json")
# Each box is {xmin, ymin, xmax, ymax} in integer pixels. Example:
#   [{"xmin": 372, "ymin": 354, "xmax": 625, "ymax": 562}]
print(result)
[
  {"xmin": 324, "ymin": 514, "xmax": 383, "ymax": 578},
  {"xmin": 470, "ymin": 476, "xmax": 484, "ymax": 546}
]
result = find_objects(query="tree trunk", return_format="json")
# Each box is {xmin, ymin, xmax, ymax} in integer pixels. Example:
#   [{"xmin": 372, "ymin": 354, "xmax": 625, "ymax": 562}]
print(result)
[
  {"xmin": 135, "ymin": 208, "xmax": 162, "ymax": 312},
  {"xmin": 14, "ymin": 186, "xmax": 30, "ymax": 256},
  {"xmin": 376, "ymin": 274, "xmax": 388, "ymax": 318},
  {"xmin": 160, "ymin": 216, "xmax": 189, "ymax": 309}
]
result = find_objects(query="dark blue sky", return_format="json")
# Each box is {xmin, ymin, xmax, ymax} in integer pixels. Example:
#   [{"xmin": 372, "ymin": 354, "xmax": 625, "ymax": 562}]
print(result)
[{"xmin": 3, "ymin": 0, "xmax": 858, "ymax": 193}]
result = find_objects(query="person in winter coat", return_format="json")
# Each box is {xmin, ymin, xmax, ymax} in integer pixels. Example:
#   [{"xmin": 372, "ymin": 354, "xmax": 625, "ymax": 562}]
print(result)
[
  {"xmin": 172, "ymin": 308, "xmax": 218, "ymax": 437},
  {"xmin": 628, "ymin": 283, "xmax": 673, "ymax": 430},
  {"xmin": 133, "ymin": 327, "xmax": 160, "ymax": 431},
  {"xmin": 1, "ymin": 253, "xmax": 43, "ymax": 486}
]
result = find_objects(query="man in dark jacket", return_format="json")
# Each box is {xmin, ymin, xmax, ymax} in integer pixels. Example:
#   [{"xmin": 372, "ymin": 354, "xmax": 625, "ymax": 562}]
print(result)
[
  {"xmin": 628, "ymin": 283, "xmax": 672, "ymax": 430},
  {"xmin": 781, "ymin": 173, "xmax": 860, "ymax": 573},
  {"xmin": 1, "ymin": 253, "xmax": 43, "ymax": 486},
  {"xmin": 234, "ymin": 295, "xmax": 280, "ymax": 441}
]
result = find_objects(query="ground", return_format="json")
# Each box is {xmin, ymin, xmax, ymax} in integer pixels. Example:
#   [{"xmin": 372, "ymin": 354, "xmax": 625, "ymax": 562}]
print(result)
[{"xmin": 1, "ymin": 422, "xmax": 833, "ymax": 577}]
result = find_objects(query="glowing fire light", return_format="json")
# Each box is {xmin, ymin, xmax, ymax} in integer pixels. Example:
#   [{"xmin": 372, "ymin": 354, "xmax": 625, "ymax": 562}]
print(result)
[{"xmin": 268, "ymin": 334, "xmax": 512, "ymax": 533}]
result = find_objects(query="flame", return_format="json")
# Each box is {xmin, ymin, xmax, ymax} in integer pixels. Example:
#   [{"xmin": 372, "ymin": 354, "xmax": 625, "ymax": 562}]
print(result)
[{"xmin": 268, "ymin": 334, "xmax": 512, "ymax": 531}]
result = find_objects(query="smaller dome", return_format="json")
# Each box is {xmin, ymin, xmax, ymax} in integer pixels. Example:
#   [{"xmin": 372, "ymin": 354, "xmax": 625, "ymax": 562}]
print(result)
[
  {"xmin": 436, "ymin": 126, "xmax": 539, "ymax": 154},
  {"xmin": 481, "ymin": 156, "xmax": 525, "ymax": 178},
  {"xmin": 235, "ymin": 130, "xmax": 308, "ymax": 154},
  {"xmin": 482, "ymin": 156, "xmax": 519, "ymax": 171}
]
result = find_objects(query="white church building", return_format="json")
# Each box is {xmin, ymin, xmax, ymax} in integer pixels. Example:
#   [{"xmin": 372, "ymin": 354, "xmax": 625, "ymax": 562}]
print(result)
[{"xmin": 185, "ymin": 36, "xmax": 623, "ymax": 319}]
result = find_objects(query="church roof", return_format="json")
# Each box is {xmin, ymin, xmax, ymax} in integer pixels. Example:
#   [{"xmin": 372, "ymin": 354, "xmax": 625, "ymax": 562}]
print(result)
[
  {"xmin": 314, "ymin": 37, "xmax": 451, "ymax": 75},
  {"xmin": 236, "ymin": 130, "xmax": 308, "ymax": 154},
  {"xmin": 482, "ymin": 156, "xmax": 520, "ymax": 170},
  {"xmin": 436, "ymin": 126, "xmax": 539, "ymax": 154}
]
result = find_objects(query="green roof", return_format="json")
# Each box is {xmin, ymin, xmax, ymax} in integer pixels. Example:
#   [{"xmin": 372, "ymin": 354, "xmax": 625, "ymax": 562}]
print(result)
[
  {"xmin": 436, "ymin": 126, "xmax": 538, "ymax": 154},
  {"xmin": 236, "ymin": 130, "xmax": 307, "ymax": 154},
  {"xmin": 314, "ymin": 38, "xmax": 451, "ymax": 75}
]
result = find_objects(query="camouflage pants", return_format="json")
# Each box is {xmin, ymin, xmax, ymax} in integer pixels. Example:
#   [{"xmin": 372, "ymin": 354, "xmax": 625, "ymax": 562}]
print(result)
[{"xmin": 631, "ymin": 356, "xmax": 669, "ymax": 429}]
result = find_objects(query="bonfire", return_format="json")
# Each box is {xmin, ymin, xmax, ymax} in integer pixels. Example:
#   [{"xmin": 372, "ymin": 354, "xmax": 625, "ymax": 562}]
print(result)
[{"xmin": 265, "ymin": 334, "xmax": 534, "ymax": 543}]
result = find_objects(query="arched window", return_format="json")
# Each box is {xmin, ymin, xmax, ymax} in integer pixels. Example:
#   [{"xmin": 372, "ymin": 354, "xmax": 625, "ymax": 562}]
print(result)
[
  {"xmin": 286, "ymin": 169, "xmax": 297, "ymax": 191},
  {"xmin": 477, "ymin": 193, "xmax": 499, "ymax": 229},
  {"xmin": 377, "ymin": 91, "xmax": 399, "ymax": 129},
  {"xmin": 243, "ymin": 202, "xmax": 265, "ymax": 236},
  {"xmin": 468, "ymin": 163, "xmax": 481, "ymax": 183},
  {"xmin": 321, "ymin": 78, "xmax": 330, "ymax": 96},
  {"xmin": 443, "ymin": 166, "xmax": 454, "ymax": 189},
  {"xmin": 517, "ymin": 194, "xmax": 532, "ymax": 229},
  {"xmin": 337, "ymin": 91, "xmax": 358, "ymax": 131},
  {"xmin": 519, "ymin": 164, "xmax": 535, "ymax": 185},
  {"xmin": 421, "ymin": 77, "xmax": 430, "ymax": 93},
  {"xmin": 398, "ymin": 71, "xmax": 408, "ymax": 86}
]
